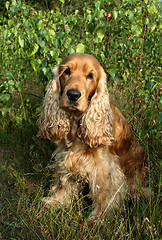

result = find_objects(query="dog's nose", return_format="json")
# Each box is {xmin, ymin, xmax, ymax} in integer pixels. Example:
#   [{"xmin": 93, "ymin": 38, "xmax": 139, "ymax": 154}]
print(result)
[{"xmin": 67, "ymin": 89, "xmax": 81, "ymax": 102}]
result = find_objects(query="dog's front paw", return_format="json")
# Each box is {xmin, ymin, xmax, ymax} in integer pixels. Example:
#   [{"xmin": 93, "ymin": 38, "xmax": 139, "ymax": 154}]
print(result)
[{"xmin": 42, "ymin": 196, "xmax": 60, "ymax": 209}]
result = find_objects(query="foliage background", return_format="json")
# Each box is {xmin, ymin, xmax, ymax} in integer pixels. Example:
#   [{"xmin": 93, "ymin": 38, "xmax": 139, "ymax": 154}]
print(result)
[{"xmin": 0, "ymin": 0, "xmax": 161, "ymax": 239}]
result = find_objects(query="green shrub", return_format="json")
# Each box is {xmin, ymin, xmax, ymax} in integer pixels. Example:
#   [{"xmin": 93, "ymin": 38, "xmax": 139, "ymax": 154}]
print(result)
[{"xmin": 0, "ymin": 0, "xmax": 161, "ymax": 137}]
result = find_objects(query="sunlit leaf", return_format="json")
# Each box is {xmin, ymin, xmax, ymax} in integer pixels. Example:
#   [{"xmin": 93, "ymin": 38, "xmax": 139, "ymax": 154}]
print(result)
[
  {"xmin": 112, "ymin": 10, "xmax": 118, "ymax": 21},
  {"xmin": 101, "ymin": 53, "xmax": 105, "ymax": 62},
  {"xmin": 76, "ymin": 43, "xmax": 85, "ymax": 53},
  {"xmin": 129, "ymin": 12, "xmax": 134, "ymax": 22},
  {"xmin": 0, "ymin": 93, "xmax": 10, "ymax": 102},
  {"xmin": 97, "ymin": 29, "xmax": 105, "ymax": 41},
  {"xmin": 122, "ymin": 73, "xmax": 127, "ymax": 83},
  {"xmin": 1, "ymin": 107, "xmax": 8, "ymax": 116},
  {"xmin": 6, "ymin": 1, "xmax": 10, "ymax": 10},
  {"xmin": 150, "ymin": 22, "xmax": 157, "ymax": 32},
  {"xmin": 18, "ymin": 35, "xmax": 24, "ymax": 47},
  {"xmin": 8, "ymin": 80, "xmax": 14, "ymax": 86},
  {"xmin": 131, "ymin": 24, "xmax": 142, "ymax": 36},
  {"xmin": 30, "ymin": 59, "xmax": 41, "ymax": 72},
  {"xmin": 28, "ymin": 44, "xmax": 39, "ymax": 57},
  {"xmin": 148, "ymin": 3, "xmax": 158, "ymax": 14}
]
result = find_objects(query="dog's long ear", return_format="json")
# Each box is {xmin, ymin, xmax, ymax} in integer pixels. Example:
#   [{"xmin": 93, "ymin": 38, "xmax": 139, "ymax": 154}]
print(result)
[
  {"xmin": 78, "ymin": 69, "xmax": 114, "ymax": 148},
  {"xmin": 37, "ymin": 66, "xmax": 70, "ymax": 142}
]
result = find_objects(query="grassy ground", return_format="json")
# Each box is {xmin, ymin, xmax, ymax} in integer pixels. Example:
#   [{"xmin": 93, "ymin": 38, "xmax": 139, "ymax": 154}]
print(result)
[{"xmin": 0, "ymin": 92, "xmax": 161, "ymax": 240}]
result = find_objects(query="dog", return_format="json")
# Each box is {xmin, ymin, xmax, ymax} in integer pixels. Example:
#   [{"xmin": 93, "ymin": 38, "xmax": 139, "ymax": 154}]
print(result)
[{"xmin": 38, "ymin": 53, "xmax": 147, "ymax": 221}]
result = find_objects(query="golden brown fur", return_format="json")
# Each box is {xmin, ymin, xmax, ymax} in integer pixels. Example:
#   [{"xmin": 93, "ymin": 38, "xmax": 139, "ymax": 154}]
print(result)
[{"xmin": 38, "ymin": 53, "xmax": 147, "ymax": 220}]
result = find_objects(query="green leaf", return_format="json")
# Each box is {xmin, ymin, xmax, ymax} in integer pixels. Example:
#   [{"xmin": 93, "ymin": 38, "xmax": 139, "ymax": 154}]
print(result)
[
  {"xmin": 76, "ymin": 43, "xmax": 85, "ymax": 53},
  {"xmin": 108, "ymin": 69, "xmax": 119, "ymax": 85},
  {"xmin": 101, "ymin": 53, "xmax": 105, "ymax": 62},
  {"xmin": 87, "ymin": 14, "xmax": 92, "ymax": 22},
  {"xmin": 1, "ymin": 107, "xmax": 9, "ymax": 116},
  {"xmin": 160, "ymin": 95, "xmax": 162, "ymax": 106},
  {"xmin": 38, "ymin": 40, "xmax": 45, "ymax": 48},
  {"xmin": 150, "ymin": 22, "xmax": 157, "ymax": 32},
  {"xmin": 59, "ymin": 0, "xmax": 64, "ymax": 3},
  {"xmin": 46, "ymin": 53, "xmax": 51, "ymax": 61},
  {"xmin": 50, "ymin": 50, "xmax": 55, "ymax": 57},
  {"xmin": 12, "ymin": 0, "xmax": 17, "ymax": 5},
  {"xmin": 56, "ymin": 58, "xmax": 62, "ymax": 65},
  {"xmin": 122, "ymin": 73, "xmax": 127, "ymax": 83},
  {"xmin": 129, "ymin": 12, "xmax": 134, "ymax": 23},
  {"xmin": 131, "ymin": 24, "xmax": 142, "ymax": 36},
  {"xmin": 10, "ymin": 5, "xmax": 18, "ymax": 15},
  {"xmin": 15, "ymin": 116, "xmax": 23, "ymax": 126},
  {"xmin": 65, "ymin": 25, "xmax": 71, "ymax": 33},
  {"xmin": 6, "ymin": 1, "xmax": 10, "ymax": 10},
  {"xmin": 0, "ymin": 93, "xmax": 10, "ymax": 102},
  {"xmin": 48, "ymin": 29, "xmax": 55, "ymax": 37},
  {"xmin": 18, "ymin": 35, "xmax": 24, "ymax": 48},
  {"xmin": 15, "ymin": 81, "xmax": 21, "ymax": 90},
  {"xmin": 69, "ymin": 47, "xmax": 75, "ymax": 54},
  {"xmin": 112, "ymin": 10, "xmax": 118, "ymax": 21},
  {"xmin": 75, "ymin": 10, "xmax": 79, "ymax": 15},
  {"xmin": 97, "ymin": 29, "xmax": 105, "ymax": 41},
  {"xmin": 42, "ymin": 61, "xmax": 47, "ymax": 67},
  {"xmin": 8, "ymin": 85, "xmax": 15, "ymax": 93},
  {"xmin": 158, "ymin": 112, "xmax": 162, "ymax": 125},
  {"xmin": 8, "ymin": 20, "xmax": 14, "ymax": 28},
  {"xmin": 55, "ymin": 39, "xmax": 59, "ymax": 49},
  {"xmin": 42, "ymin": 67, "xmax": 49, "ymax": 76},
  {"xmin": 5, "ymin": 73, "xmax": 13, "ymax": 80},
  {"xmin": 113, "ymin": 77, "xmax": 119, "ymax": 85},
  {"xmin": 36, "ymin": 107, "xmax": 41, "ymax": 114},
  {"xmin": 28, "ymin": 44, "xmax": 39, "ymax": 57},
  {"xmin": 31, "ymin": 59, "xmax": 41, "ymax": 72},
  {"xmin": 95, "ymin": 1, "xmax": 100, "ymax": 12},
  {"xmin": 8, "ymin": 80, "xmax": 14, "ymax": 86},
  {"xmin": 87, "ymin": 23, "xmax": 96, "ymax": 33},
  {"xmin": 148, "ymin": 3, "xmax": 158, "ymax": 14},
  {"xmin": 108, "ymin": 69, "xmax": 116, "ymax": 79}
]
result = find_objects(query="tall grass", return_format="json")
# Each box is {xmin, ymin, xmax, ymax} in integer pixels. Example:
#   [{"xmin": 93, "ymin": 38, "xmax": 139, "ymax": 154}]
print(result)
[{"xmin": 0, "ymin": 91, "xmax": 161, "ymax": 239}]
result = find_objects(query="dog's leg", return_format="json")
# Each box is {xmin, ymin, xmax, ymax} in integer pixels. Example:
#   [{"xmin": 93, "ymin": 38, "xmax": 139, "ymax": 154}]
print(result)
[
  {"xmin": 88, "ymin": 159, "xmax": 127, "ymax": 221},
  {"xmin": 42, "ymin": 175, "xmax": 77, "ymax": 208}
]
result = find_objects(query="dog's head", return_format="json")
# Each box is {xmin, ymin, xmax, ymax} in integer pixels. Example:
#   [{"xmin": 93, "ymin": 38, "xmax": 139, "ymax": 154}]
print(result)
[
  {"xmin": 38, "ymin": 53, "xmax": 114, "ymax": 147},
  {"xmin": 55, "ymin": 53, "xmax": 103, "ymax": 114}
]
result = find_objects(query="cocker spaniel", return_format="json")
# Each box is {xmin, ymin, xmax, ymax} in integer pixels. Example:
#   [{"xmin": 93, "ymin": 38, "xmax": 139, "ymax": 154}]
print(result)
[{"xmin": 38, "ymin": 53, "xmax": 148, "ymax": 221}]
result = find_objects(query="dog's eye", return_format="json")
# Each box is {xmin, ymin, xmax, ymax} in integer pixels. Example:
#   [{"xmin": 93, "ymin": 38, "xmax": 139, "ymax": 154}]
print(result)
[
  {"xmin": 64, "ymin": 68, "xmax": 71, "ymax": 75},
  {"xmin": 87, "ymin": 73, "xmax": 93, "ymax": 79}
]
